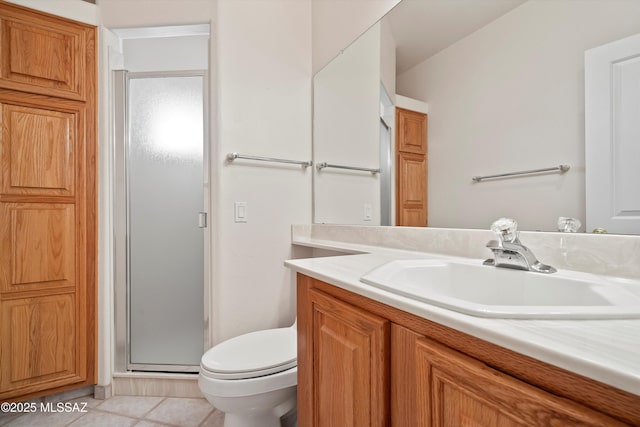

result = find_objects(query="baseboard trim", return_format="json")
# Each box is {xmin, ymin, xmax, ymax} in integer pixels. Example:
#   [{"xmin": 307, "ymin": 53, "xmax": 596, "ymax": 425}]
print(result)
[
  {"xmin": 94, "ymin": 384, "xmax": 112, "ymax": 400},
  {"xmin": 111, "ymin": 372, "xmax": 202, "ymax": 398}
]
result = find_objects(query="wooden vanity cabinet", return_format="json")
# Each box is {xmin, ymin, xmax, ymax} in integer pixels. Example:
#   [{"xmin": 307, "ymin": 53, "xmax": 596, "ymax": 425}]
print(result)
[
  {"xmin": 297, "ymin": 274, "xmax": 640, "ymax": 426},
  {"xmin": 414, "ymin": 334, "xmax": 627, "ymax": 426},
  {"xmin": 298, "ymin": 286, "xmax": 389, "ymax": 426}
]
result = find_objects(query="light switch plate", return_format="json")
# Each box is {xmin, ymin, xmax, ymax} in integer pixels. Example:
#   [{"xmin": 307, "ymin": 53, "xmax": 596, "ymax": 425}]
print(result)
[
  {"xmin": 363, "ymin": 204, "xmax": 372, "ymax": 221},
  {"xmin": 234, "ymin": 202, "xmax": 248, "ymax": 223}
]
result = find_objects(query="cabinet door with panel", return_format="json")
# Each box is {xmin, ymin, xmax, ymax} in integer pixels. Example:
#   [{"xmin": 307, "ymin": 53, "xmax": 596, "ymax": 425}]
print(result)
[
  {"xmin": 415, "ymin": 337, "xmax": 627, "ymax": 427},
  {"xmin": 298, "ymin": 277, "xmax": 390, "ymax": 427},
  {"xmin": 396, "ymin": 107, "xmax": 427, "ymax": 155},
  {"xmin": 395, "ymin": 107, "xmax": 427, "ymax": 227},
  {"xmin": 0, "ymin": 4, "xmax": 92, "ymax": 101},
  {"xmin": 390, "ymin": 324, "xmax": 423, "ymax": 427},
  {"xmin": 0, "ymin": 1, "xmax": 96, "ymax": 401},
  {"xmin": 396, "ymin": 152, "xmax": 427, "ymax": 226},
  {"xmin": 0, "ymin": 96, "xmax": 92, "ymax": 400}
]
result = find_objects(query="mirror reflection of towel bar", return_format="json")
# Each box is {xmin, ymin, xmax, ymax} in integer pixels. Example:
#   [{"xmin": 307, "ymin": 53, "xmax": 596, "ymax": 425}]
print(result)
[
  {"xmin": 316, "ymin": 162, "xmax": 380, "ymax": 174},
  {"xmin": 227, "ymin": 153, "xmax": 312, "ymax": 168},
  {"xmin": 472, "ymin": 165, "xmax": 570, "ymax": 182}
]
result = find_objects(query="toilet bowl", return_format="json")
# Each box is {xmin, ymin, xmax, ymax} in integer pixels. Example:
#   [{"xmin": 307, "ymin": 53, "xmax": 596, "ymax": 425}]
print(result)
[{"xmin": 198, "ymin": 324, "xmax": 297, "ymax": 427}]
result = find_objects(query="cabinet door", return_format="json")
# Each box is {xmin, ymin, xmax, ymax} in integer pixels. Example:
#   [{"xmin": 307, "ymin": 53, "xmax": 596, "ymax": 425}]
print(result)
[
  {"xmin": 300, "ymin": 286, "xmax": 389, "ymax": 427},
  {"xmin": 415, "ymin": 337, "xmax": 627, "ymax": 427},
  {"xmin": 0, "ymin": 96, "xmax": 92, "ymax": 401},
  {"xmin": 0, "ymin": 2, "xmax": 96, "ymax": 401},
  {"xmin": 0, "ymin": 3, "xmax": 91, "ymax": 101},
  {"xmin": 0, "ymin": 102, "xmax": 77, "ymax": 198},
  {"xmin": 0, "ymin": 294, "xmax": 82, "ymax": 394},
  {"xmin": 396, "ymin": 152, "xmax": 427, "ymax": 226},
  {"xmin": 391, "ymin": 324, "xmax": 423, "ymax": 427},
  {"xmin": 396, "ymin": 108, "xmax": 427, "ymax": 155}
]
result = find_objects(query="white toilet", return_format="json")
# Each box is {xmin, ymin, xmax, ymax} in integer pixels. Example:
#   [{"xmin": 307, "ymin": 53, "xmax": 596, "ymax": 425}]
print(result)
[{"xmin": 198, "ymin": 323, "xmax": 297, "ymax": 427}]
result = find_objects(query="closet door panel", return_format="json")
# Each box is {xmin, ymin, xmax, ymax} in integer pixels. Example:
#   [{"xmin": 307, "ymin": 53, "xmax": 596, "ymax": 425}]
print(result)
[
  {"xmin": 0, "ymin": 1, "xmax": 95, "ymax": 401},
  {"xmin": 0, "ymin": 293, "xmax": 82, "ymax": 396},
  {"xmin": 0, "ymin": 4, "xmax": 88, "ymax": 100},
  {"xmin": 0, "ymin": 203, "xmax": 76, "ymax": 293},
  {"xmin": 396, "ymin": 152, "xmax": 427, "ymax": 226},
  {"xmin": 396, "ymin": 107, "xmax": 427, "ymax": 155},
  {"xmin": 0, "ymin": 102, "xmax": 77, "ymax": 197}
]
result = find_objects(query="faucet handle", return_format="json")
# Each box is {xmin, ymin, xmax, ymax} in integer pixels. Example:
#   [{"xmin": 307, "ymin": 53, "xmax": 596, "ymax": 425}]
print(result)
[
  {"xmin": 490, "ymin": 217, "xmax": 519, "ymax": 243},
  {"xmin": 557, "ymin": 217, "xmax": 581, "ymax": 233}
]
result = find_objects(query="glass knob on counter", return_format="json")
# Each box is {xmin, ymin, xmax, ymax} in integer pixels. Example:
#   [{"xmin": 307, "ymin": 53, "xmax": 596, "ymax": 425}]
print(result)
[{"xmin": 557, "ymin": 217, "xmax": 581, "ymax": 233}]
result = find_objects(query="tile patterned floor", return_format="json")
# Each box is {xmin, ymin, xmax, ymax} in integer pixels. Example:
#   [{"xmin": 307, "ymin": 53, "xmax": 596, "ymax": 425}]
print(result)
[{"xmin": 0, "ymin": 396, "xmax": 224, "ymax": 427}]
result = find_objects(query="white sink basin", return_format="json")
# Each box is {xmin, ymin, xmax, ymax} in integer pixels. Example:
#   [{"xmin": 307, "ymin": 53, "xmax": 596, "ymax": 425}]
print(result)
[{"xmin": 360, "ymin": 259, "xmax": 640, "ymax": 319}]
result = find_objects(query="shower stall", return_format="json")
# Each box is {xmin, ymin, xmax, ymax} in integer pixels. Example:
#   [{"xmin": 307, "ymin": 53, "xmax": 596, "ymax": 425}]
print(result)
[{"xmin": 113, "ymin": 70, "xmax": 208, "ymax": 372}]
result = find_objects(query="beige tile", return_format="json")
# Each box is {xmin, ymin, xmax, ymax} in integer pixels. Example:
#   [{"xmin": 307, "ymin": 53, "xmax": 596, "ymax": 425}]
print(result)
[
  {"xmin": 198, "ymin": 409, "xmax": 224, "ymax": 427},
  {"xmin": 0, "ymin": 412, "xmax": 23, "ymax": 427},
  {"xmin": 4, "ymin": 409, "xmax": 85, "ymax": 427},
  {"xmin": 133, "ymin": 421, "xmax": 175, "ymax": 427},
  {"xmin": 96, "ymin": 396, "xmax": 164, "ymax": 418},
  {"xmin": 67, "ymin": 411, "xmax": 137, "ymax": 427},
  {"xmin": 145, "ymin": 398, "xmax": 212, "ymax": 427},
  {"xmin": 66, "ymin": 396, "xmax": 102, "ymax": 409}
]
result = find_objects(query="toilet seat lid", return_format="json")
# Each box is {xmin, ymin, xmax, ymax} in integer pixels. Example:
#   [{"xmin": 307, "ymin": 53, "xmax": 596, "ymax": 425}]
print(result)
[{"xmin": 201, "ymin": 327, "xmax": 297, "ymax": 380}]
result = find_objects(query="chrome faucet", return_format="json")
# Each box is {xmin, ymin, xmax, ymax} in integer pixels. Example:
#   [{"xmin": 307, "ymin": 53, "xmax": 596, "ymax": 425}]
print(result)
[{"xmin": 483, "ymin": 218, "xmax": 556, "ymax": 274}]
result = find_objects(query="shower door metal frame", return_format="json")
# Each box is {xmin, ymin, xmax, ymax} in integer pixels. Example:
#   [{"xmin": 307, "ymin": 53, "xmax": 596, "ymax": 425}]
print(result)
[{"xmin": 113, "ymin": 70, "xmax": 210, "ymax": 373}]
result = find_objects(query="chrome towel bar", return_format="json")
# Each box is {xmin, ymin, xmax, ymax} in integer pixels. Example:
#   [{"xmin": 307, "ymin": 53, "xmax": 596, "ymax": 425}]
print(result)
[
  {"xmin": 227, "ymin": 153, "xmax": 312, "ymax": 168},
  {"xmin": 316, "ymin": 162, "xmax": 380, "ymax": 174},
  {"xmin": 472, "ymin": 165, "xmax": 570, "ymax": 182}
]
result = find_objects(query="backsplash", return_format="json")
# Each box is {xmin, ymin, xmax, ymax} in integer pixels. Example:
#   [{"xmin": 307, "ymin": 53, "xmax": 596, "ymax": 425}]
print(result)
[{"xmin": 292, "ymin": 224, "xmax": 640, "ymax": 280}]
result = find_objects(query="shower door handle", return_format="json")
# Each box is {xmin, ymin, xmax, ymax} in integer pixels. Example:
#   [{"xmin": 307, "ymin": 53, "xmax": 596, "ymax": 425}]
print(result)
[{"xmin": 198, "ymin": 212, "xmax": 208, "ymax": 228}]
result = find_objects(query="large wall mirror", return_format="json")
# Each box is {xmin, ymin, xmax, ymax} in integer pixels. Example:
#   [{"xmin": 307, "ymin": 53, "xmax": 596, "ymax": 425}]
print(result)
[{"xmin": 312, "ymin": 0, "xmax": 640, "ymax": 234}]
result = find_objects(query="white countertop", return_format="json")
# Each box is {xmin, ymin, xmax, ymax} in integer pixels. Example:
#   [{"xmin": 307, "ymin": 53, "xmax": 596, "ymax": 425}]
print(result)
[{"xmin": 285, "ymin": 236, "xmax": 640, "ymax": 397}]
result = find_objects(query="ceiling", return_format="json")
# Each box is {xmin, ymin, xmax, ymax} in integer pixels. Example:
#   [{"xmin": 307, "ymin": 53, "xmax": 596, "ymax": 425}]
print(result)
[{"xmin": 387, "ymin": 0, "xmax": 527, "ymax": 73}]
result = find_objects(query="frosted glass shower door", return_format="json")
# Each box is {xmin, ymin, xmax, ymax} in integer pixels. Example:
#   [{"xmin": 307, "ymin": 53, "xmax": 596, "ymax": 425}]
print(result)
[{"xmin": 127, "ymin": 74, "xmax": 205, "ymax": 370}]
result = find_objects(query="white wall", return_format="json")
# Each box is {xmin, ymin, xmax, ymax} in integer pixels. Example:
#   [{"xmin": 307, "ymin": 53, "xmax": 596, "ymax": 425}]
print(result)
[
  {"xmin": 313, "ymin": 23, "xmax": 381, "ymax": 225},
  {"xmin": 395, "ymin": 95, "xmax": 428, "ymax": 114},
  {"xmin": 397, "ymin": 0, "xmax": 640, "ymax": 232},
  {"xmin": 5, "ymin": 0, "xmax": 97, "ymax": 24},
  {"xmin": 380, "ymin": 18, "xmax": 396, "ymax": 101},
  {"xmin": 100, "ymin": 0, "xmax": 312, "ymax": 363},
  {"xmin": 312, "ymin": 0, "xmax": 401, "ymax": 74},
  {"xmin": 99, "ymin": 0, "xmax": 214, "ymax": 28},
  {"xmin": 121, "ymin": 36, "xmax": 209, "ymax": 72},
  {"xmin": 215, "ymin": 0, "xmax": 312, "ymax": 341}
]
